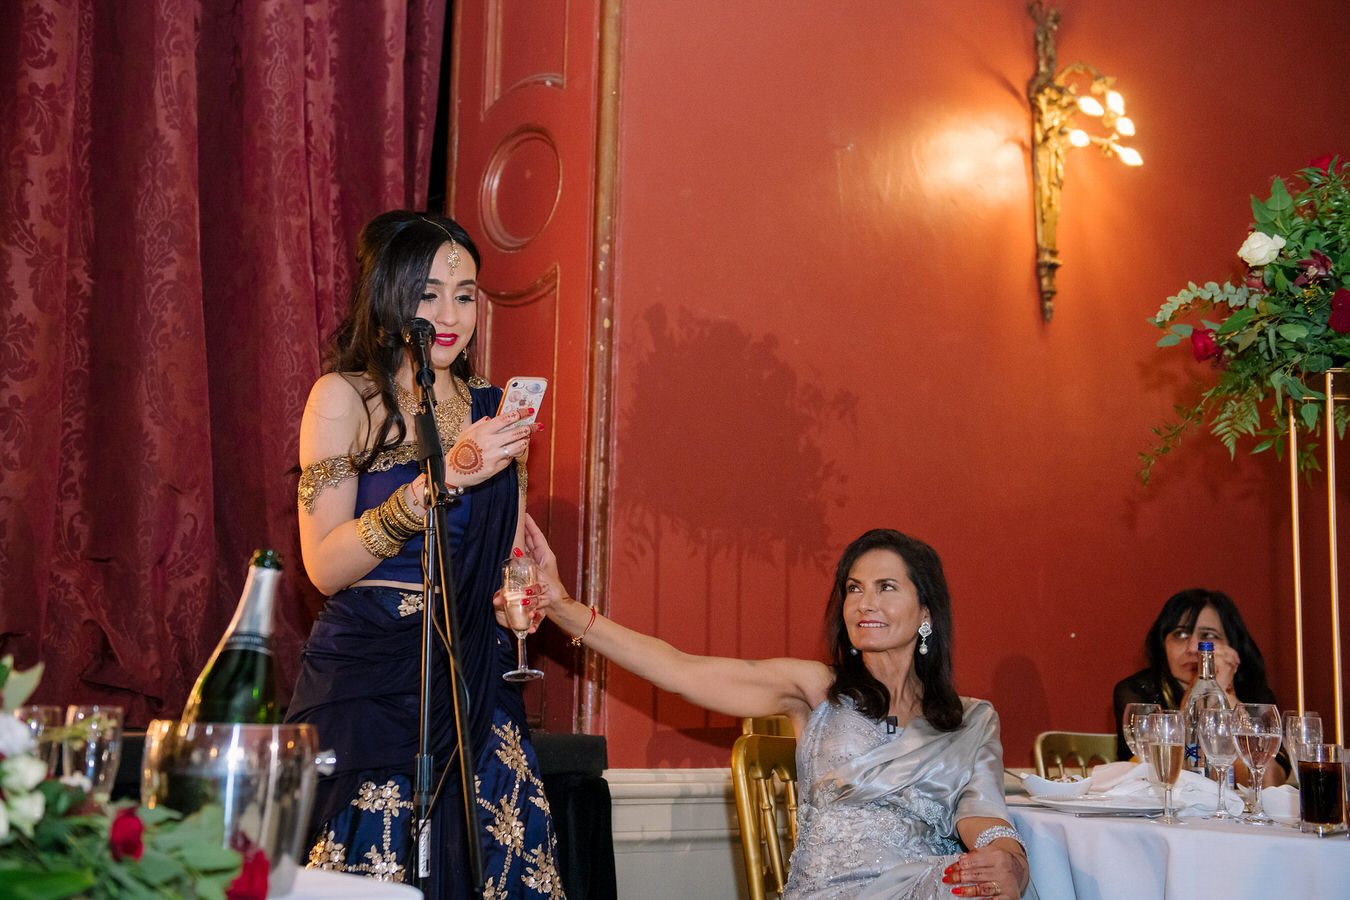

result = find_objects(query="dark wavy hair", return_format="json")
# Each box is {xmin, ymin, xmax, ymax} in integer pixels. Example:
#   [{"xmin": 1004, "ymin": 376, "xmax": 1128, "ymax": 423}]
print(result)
[
  {"xmin": 825, "ymin": 528, "xmax": 963, "ymax": 731},
  {"xmin": 326, "ymin": 211, "xmax": 482, "ymax": 470},
  {"xmin": 1143, "ymin": 588, "xmax": 1273, "ymax": 707}
]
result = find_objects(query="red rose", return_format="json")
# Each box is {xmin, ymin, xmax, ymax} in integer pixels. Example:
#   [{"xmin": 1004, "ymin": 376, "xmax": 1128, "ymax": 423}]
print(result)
[
  {"xmin": 1190, "ymin": 327, "xmax": 1223, "ymax": 363},
  {"xmin": 1333, "ymin": 288, "xmax": 1350, "ymax": 311},
  {"xmin": 1331, "ymin": 308, "xmax": 1350, "ymax": 335},
  {"xmin": 109, "ymin": 807, "xmax": 145, "ymax": 862},
  {"xmin": 226, "ymin": 848, "xmax": 270, "ymax": 900},
  {"xmin": 1308, "ymin": 154, "xmax": 1335, "ymax": 172}
]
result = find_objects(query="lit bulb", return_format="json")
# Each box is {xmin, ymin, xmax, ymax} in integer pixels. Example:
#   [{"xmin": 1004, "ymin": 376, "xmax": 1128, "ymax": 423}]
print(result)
[
  {"xmin": 1068, "ymin": 129, "xmax": 1090, "ymax": 147},
  {"xmin": 1115, "ymin": 116, "xmax": 1135, "ymax": 137},
  {"xmin": 1106, "ymin": 90, "xmax": 1125, "ymax": 115},
  {"xmin": 1116, "ymin": 146, "xmax": 1143, "ymax": 167},
  {"xmin": 1078, "ymin": 96, "xmax": 1105, "ymax": 116}
]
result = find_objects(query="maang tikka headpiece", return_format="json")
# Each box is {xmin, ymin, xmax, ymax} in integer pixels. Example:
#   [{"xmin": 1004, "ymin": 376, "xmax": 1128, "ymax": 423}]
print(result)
[{"xmin": 418, "ymin": 215, "xmax": 462, "ymax": 273}]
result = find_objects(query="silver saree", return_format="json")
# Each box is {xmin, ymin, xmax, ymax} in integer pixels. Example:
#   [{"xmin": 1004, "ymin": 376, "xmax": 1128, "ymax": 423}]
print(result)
[{"xmin": 783, "ymin": 697, "xmax": 1018, "ymax": 899}]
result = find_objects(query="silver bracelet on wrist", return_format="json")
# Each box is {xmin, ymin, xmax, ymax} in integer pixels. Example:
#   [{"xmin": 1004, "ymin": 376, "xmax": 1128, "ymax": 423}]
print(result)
[{"xmin": 974, "ymin": 824, "xmax": 1024, "ymax": 851}]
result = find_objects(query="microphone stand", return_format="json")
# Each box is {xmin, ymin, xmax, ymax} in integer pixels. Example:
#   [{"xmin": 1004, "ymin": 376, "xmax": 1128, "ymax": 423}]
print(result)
[{"xmin": 409, "ymin": 356, "xmax": 485, "ymax": 898}]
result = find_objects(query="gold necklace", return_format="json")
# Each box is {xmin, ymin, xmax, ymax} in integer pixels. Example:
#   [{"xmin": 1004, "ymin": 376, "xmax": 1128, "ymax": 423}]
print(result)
[{"xmin": 395, "ymin": 378, "xmax": 470, "ymax": 445}]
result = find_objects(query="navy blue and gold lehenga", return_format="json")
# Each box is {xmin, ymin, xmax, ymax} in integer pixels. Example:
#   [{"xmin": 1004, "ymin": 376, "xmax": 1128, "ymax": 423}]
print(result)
[{"xmin": 288, "ymin": 379, "xmax": 563, "ymax": 900}]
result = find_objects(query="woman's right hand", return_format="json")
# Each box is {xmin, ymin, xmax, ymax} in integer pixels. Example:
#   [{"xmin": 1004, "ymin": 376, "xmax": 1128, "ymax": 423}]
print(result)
[
  {"xmin": 523, "ymin": 514, "xmax": 563, "ymax": 590},
  {"xmin": 445, "ymin": 407, "xmax": 535, "ymax": 488}
]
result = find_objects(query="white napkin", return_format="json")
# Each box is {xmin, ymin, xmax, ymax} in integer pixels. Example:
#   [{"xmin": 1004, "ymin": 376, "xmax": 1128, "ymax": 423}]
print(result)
[
  {"xmin": 1259, "ymin": 784, "xmax": 1299, "ymax": 818},
  {"xmin": 1087, "ymin": 762, "xmax": 1244, "ymax": 816}
]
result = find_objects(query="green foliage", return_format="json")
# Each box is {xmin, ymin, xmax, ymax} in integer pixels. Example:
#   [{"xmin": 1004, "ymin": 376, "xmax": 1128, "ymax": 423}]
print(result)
[
  {"xmin": 1142, "ymin": 159, "xmax": 1350, "ymax": 481},
  {"xmin": 1, "ymin": 662, "xmax": 247, "ymax": 900}
]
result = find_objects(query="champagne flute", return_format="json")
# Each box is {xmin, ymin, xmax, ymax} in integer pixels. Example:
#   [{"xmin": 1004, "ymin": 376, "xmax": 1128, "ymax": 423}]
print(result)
[
  {"xmin": 501, "ymin": 553, "xmax": 543, "ymax": 682},
  {"xmin": 1198, "ymin": 708, "xmax": 1238, "ymax": 820},
  {"xmin": 1122, "ymin": 702, "xmax": 1161, "ymax": 760},
  {"xmin": 1233, "ymin": 702, "xmax": 1282, "ymax": 825},
  {"xmin": 1141, "ymin": 711, "xmax": 1186, "ymax": 825}
]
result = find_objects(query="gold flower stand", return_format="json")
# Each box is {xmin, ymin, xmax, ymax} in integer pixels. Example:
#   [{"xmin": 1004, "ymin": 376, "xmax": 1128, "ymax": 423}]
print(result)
[{"xmin": 1287, "ymin": 368, "xmax": 1348, "ymax": 742}]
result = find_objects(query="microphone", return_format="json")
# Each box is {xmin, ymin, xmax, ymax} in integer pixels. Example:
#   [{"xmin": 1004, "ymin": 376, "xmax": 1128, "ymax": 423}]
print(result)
[{"xmin": 402, "ymin": 317, "xmax": 436, "ymax": 386}]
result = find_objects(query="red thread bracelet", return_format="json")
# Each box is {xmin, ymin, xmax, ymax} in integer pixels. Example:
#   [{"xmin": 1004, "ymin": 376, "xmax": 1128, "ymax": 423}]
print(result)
[{"xmin": 571, "ymin": 605, "xmax": 598, "ymax": 646}]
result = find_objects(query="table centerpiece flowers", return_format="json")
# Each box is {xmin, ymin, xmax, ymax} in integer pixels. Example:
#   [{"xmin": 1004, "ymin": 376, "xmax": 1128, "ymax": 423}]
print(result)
[
  {"xmin": 0, "ymin": 656, "xmax": 268, "ymax": 900},
  {"xmin": 1141, "ymin": 155, "xmax": 1350, "ymax": 482}
]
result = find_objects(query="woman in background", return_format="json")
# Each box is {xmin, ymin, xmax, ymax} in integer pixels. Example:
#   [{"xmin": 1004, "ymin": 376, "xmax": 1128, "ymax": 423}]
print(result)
[
  {"xmin": 526, "ymin": 522, "xmax": 1032, "ymax": 900},
  {"xmin": 1112, "ymin": 588, "xmax": 1286, "ymax": 784},
  {"xmin": 287, "ymin": 211, "xmax": 562, "ymax": 899}
]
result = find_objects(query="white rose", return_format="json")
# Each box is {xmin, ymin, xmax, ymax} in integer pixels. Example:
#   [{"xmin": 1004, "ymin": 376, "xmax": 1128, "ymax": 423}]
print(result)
[
  {"xmin": 0, "ymin": 715, "xmax": 34, "ymax": 757},
  {"xmin": 1, "ymin": 753, "xmax": 48, "ymax": 792},
  {"xmin": 1237, "ymin": 231, "xmax": 1286, "ymax": 266},
  {"xmin": 4, "ymin": 790, "xmax": 46, "ymax": 837}
]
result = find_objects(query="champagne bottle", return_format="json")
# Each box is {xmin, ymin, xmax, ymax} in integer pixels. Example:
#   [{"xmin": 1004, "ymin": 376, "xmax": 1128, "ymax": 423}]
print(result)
[
  {"xmin": 181, "ymin": 549, "xmax": 282, "ymax": 724},
  {"xmin": 1180, "ymin": 640, "xmax": 1229, "ymax": 774}
]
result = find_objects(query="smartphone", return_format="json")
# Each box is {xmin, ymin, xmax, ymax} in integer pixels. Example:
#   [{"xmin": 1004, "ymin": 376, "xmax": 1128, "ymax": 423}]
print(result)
[{"xmin": 496, "ymin": 377, "xmax": 548, "ymax": 430}]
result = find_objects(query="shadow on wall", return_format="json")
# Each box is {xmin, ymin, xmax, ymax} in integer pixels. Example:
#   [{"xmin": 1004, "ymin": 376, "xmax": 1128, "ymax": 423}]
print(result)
[
  {"xmin": 989, "ymin": 654, "xmax": 1052, "ymax": 769},
  {"xmin": 618, "ymin": 306, "xmax": 859, "ymax": 575}
]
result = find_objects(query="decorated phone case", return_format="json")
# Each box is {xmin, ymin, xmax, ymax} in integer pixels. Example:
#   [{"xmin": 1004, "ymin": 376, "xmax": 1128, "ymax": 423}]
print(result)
[{"xmin": 496, "ymin": 377, "xmax": 547, "ymax": 429}]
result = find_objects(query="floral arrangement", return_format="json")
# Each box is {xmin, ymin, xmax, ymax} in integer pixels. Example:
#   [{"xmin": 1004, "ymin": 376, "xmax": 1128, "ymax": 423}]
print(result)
[
  {"xmin": 1142, "ymin": 155, "xmax": 1350, "ymax": 481},
  {"xmin": 0, "ymin": 656, "xmax": 267, "ymax": 900}
]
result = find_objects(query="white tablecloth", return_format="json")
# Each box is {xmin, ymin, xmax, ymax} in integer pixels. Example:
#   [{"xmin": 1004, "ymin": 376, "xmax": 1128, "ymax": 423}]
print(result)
[
  {"xmin": 1008, "ymin": 798, "xmax": 1350, "ymax": 899},
  {"xmin": 286, "ymin": 868, "xmax": 423, "ymax": 898}
]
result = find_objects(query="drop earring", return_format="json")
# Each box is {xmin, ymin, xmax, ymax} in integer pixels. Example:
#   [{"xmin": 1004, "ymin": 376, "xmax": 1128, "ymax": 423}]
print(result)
[{"xmin": 918, "ymin": 620, "xmax": 932, "ymax": 656}]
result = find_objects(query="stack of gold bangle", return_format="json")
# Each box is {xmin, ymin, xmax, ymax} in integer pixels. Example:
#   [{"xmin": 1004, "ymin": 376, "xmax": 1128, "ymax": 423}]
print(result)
[{"xmin": 357, "ymin": 483, "xmax": 427, "ymax": 559}]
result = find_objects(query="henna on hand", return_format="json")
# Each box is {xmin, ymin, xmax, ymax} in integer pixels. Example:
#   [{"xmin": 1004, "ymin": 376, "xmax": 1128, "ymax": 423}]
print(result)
[{"xmin": 450, "ymin": 438, "xmax": 484, "ymax": 476}]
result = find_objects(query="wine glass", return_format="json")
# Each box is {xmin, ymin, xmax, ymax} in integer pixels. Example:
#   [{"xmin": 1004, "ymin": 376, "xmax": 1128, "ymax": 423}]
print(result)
[
  {"xmin": 1198, "ymin": 708, "xmax": 1239, "ymax": 820},
  {"xmin": 501, "ymin": 553, "xmax": 543, "ymax": 682},
  {"xmin": 1122, "ymin": 702, "xmax": 1162, "ymax": 760},
  {"xmin": 63, "ymin": 704, "xmax": 124, "ymax": 804},
  {"xmin": 14, "ymin": 705, "xmax": 64, "ymax": 778},
  {"xmin": 1283, "ymin": 713, "xmax": 1322, "ymax": 767},
  {"xmin": 1233, "ymin": 702, "xmax": 1282, "ymax": 825},
  {"xmin": 1141, "ymin": 711, "xmax": 1186, "ymax": 825}
]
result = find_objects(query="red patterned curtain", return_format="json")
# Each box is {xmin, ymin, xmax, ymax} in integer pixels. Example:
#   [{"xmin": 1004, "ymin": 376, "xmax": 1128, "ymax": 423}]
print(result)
[{"xmin": 0, "ymin": 0, "xmax": 446, "ymax": 723}]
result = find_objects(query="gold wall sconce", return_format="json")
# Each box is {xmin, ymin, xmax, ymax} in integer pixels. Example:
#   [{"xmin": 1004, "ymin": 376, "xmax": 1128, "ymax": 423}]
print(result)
[{"xmin": 1028, "ymin": 2, "xmax": 1142, "ymax": 321}]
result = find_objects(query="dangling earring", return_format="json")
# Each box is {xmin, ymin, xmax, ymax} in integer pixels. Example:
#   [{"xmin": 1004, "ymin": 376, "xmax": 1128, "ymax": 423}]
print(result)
[{"xmin": 918, "ymin": 620, "xmax": 932, "ymax": 656}]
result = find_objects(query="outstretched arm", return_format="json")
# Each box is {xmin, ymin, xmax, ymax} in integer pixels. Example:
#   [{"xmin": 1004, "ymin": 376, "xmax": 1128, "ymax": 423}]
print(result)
[{"xmin": 524, "ymin": 516, "xmax": 830, "ymax": 726}]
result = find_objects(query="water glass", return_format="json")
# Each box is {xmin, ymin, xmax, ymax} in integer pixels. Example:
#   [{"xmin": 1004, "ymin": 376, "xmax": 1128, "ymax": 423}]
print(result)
[
  {"xmin": 14, "ymin": 704, "xmax": 64, "ymax": 778},
  {"xmin": 63, "ymin": 704, "xmax": 124, "ymax": 802},
  {"xmin": 1233, "ymin": 702, "xmax": 1282, "ymax": 826},
  {"xmin": 1198, "ymin": 708, "xmax": 1239, "ymax": 820},
  {"xmin": 1297, "ymin": 744, "xmax": 1346, "ymax": 837}
]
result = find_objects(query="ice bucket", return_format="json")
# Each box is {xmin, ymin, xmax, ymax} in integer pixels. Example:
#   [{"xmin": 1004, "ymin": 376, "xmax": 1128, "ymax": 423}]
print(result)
[{"xmin": 141, "ymin": 721, "xmax": 335, "ymax": 896}]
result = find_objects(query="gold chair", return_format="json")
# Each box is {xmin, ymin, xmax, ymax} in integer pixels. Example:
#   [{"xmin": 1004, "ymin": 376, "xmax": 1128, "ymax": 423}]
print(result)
[
  {"xmin": 1033, "ymin": 731, "xmax": 1118, "ymax": 779},
  {"xmin": 731, "ymin": 732, "xmax": 798, "ymax": 900},
  {"xmin": 742, "ymin": 715, "xmax": 793, "ymax": 736}
]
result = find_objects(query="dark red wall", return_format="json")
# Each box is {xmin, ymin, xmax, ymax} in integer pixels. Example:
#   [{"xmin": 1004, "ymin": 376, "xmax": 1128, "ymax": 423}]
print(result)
[{"xmin": 599, "ymin": 0, "xmax": 1350, "ymax": 767}]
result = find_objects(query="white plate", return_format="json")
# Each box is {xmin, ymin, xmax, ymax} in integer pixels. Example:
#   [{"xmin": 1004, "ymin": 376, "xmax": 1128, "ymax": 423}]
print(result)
[{"xmin": 1030, "ymin": 794, "xmax": 1165, "ymax": 814}]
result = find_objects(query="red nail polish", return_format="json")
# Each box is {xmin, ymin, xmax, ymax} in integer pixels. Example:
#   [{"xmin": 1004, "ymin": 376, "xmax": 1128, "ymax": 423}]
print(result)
[
  {"xmin": 525, "ymin": 587, "xmax": 534, "ymax": 595},
  {"xmin": 941, "ymin": 875, "xmax": 953, "ymax": 884},
  {"xmin": 513, "ymin": 547, "xmax": 523, "ymax": 557},
  {"xmin": 944, "ymin": 866, "xmax": 954, "ymax": 875},
  {"xmin": 527, "ymin": 407, "xmax": 535, "ymax": 415}
]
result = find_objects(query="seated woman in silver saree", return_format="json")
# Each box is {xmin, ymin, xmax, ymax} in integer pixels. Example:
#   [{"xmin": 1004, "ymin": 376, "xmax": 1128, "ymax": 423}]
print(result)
[{"xmin": 522, "ymin": 523, "xmax": 1033, "ymax": 900}]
